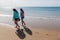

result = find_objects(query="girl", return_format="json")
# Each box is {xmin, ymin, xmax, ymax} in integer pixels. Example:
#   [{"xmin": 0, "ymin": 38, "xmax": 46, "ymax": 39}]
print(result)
[
  {"xmin": 20, "ymin": 8, "xmax": 26, "ymax": 26},
  {"xmin": 13, "ymin": 8, "xmax": 20, "ymax": 28}
]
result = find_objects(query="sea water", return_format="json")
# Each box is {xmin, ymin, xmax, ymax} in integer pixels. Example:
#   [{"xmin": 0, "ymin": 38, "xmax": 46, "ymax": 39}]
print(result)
[
  {"xmin": 0, "ymin": 7, "xmax": 60, "ymax": 28},
  {"xmin": 22, "ymin": 7, "xmax": 60, "ymax": 18}
]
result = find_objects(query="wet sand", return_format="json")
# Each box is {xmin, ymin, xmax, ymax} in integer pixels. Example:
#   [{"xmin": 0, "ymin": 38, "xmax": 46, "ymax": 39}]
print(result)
[
  {"xmin": 0, "ymin": 23, "xmax": 60, "ymax": 40},
  {"xmin": 0, "ymin": 16, "xmax": 60, "ymax": 40}
]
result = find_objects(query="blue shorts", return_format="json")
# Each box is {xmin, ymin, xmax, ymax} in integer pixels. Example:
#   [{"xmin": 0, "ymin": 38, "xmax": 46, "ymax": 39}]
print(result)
[{"xmin": 21, "ymin": 16, "xmax": 24, "ymax": 19}]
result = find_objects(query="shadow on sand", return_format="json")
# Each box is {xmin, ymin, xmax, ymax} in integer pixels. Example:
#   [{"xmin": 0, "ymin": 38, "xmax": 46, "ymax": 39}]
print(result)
[
  {"xmin": 15, "ymin": 29, "xmax": 25, "ymax": 39},
  {"xmin": 24, "ymin": 26, "xmax": 32, "ymax": 35},
  {"xmin": 15, "ymin": 26, "xmax": 32, "ymax": 39}
]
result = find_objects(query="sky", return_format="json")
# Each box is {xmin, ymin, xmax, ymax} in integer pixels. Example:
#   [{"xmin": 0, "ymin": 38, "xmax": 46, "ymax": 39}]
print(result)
[{"xmin": 0, "ymin": 0, "xmax": 60, "ymax": 8}]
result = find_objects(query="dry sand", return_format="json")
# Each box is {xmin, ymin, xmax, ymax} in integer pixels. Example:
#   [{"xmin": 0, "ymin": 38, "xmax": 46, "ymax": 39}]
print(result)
[{"xmin": 0, "ymin": 24, "xmax": 60, "ymax": 40}]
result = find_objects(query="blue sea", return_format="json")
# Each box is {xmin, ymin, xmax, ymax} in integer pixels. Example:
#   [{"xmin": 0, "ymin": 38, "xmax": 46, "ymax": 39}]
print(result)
[
  {"xmin": 19, "ymin": 7, "xmax": 60, "ymax": 18},
  {"xmin": 0, "ymin": 7, "xmax": 60, "ymax": 29},
  {"xmin": 0, "ymin": 7, "xmax": 60, "ymax": 18}
]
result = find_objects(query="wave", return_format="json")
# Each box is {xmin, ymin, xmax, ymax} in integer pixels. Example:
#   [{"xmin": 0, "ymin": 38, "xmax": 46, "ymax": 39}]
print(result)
[
  {"xmin": 0, "ymin": 14, "xmax": 12, "ymax": 17},
  {"xmin": 0, "ymin": 14, "xmax": 60, "ymax": 20},
  {"xmin": 25, "ymin": 16, "xmax": 60, "ymax": 19}
]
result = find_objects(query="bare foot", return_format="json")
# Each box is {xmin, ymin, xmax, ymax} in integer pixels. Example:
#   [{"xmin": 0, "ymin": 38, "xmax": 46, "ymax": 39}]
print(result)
[{"xmin": 15, "ymin": 26, "xmax": 17, "ymax": 28}]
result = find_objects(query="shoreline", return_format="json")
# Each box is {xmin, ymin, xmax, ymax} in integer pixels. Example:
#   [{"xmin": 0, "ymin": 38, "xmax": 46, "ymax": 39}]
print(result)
[{"xmin": 0, "ymin": 16, "xmax": 60, "ymax": 30}]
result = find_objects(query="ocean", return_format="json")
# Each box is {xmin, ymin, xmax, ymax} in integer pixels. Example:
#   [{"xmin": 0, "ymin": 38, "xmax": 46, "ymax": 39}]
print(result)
[
  {"xmin": 0, "ymin": 7, "xmax": 60, "ymax": 18},
  {"xmin": 0, "ymin": 7, "xmax": 60, "ymax": 29}
]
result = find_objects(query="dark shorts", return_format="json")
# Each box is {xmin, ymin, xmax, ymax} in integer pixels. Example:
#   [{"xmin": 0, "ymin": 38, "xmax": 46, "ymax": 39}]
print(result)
[
  {"xmin": 21, "ymin": 16, "xmax": 24, "ymax": 19},
  {"xmin": 14, "ymin": 18, "xmax": 20, "ymax": 21}
]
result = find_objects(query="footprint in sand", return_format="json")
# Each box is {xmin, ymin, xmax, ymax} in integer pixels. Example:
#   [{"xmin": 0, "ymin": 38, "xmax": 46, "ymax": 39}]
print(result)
[
  {"xmin": 57, "ymin": 39, "xmax": 60, "ymax": 40},
  {"xmin": 46, "ymin": 34, "xmax": 48, "ymax": 35},
  {"xmin": 35, "ymin": 32, "xmax": 39, "ymax": 34}
]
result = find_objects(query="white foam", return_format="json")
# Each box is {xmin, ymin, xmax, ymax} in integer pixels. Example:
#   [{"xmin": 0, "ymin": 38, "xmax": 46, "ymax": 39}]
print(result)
[
  {"xmin": 25, "ymin": 16, "xmax": 60, "ymax": 20},
  {"xmin": 0, "ymin": 14, "xmax": 12, "ymax": 17}
]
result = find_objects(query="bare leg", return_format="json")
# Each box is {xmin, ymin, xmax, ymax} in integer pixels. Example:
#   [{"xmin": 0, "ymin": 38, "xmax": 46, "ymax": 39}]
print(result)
[
  {"xmin": 23, "ymin": 20, "xmax": 26, "ymax": 25},
  {"xmin": 21, "ymin": 19, "xmax": 26, "ymax": 26},
  {"xmin": 21, "ymin": 19, "xmax": 23, "ymax": 26},
  {"xmin": 14, "ymin": 21, "xmax": 20, "ymax": 28}
]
